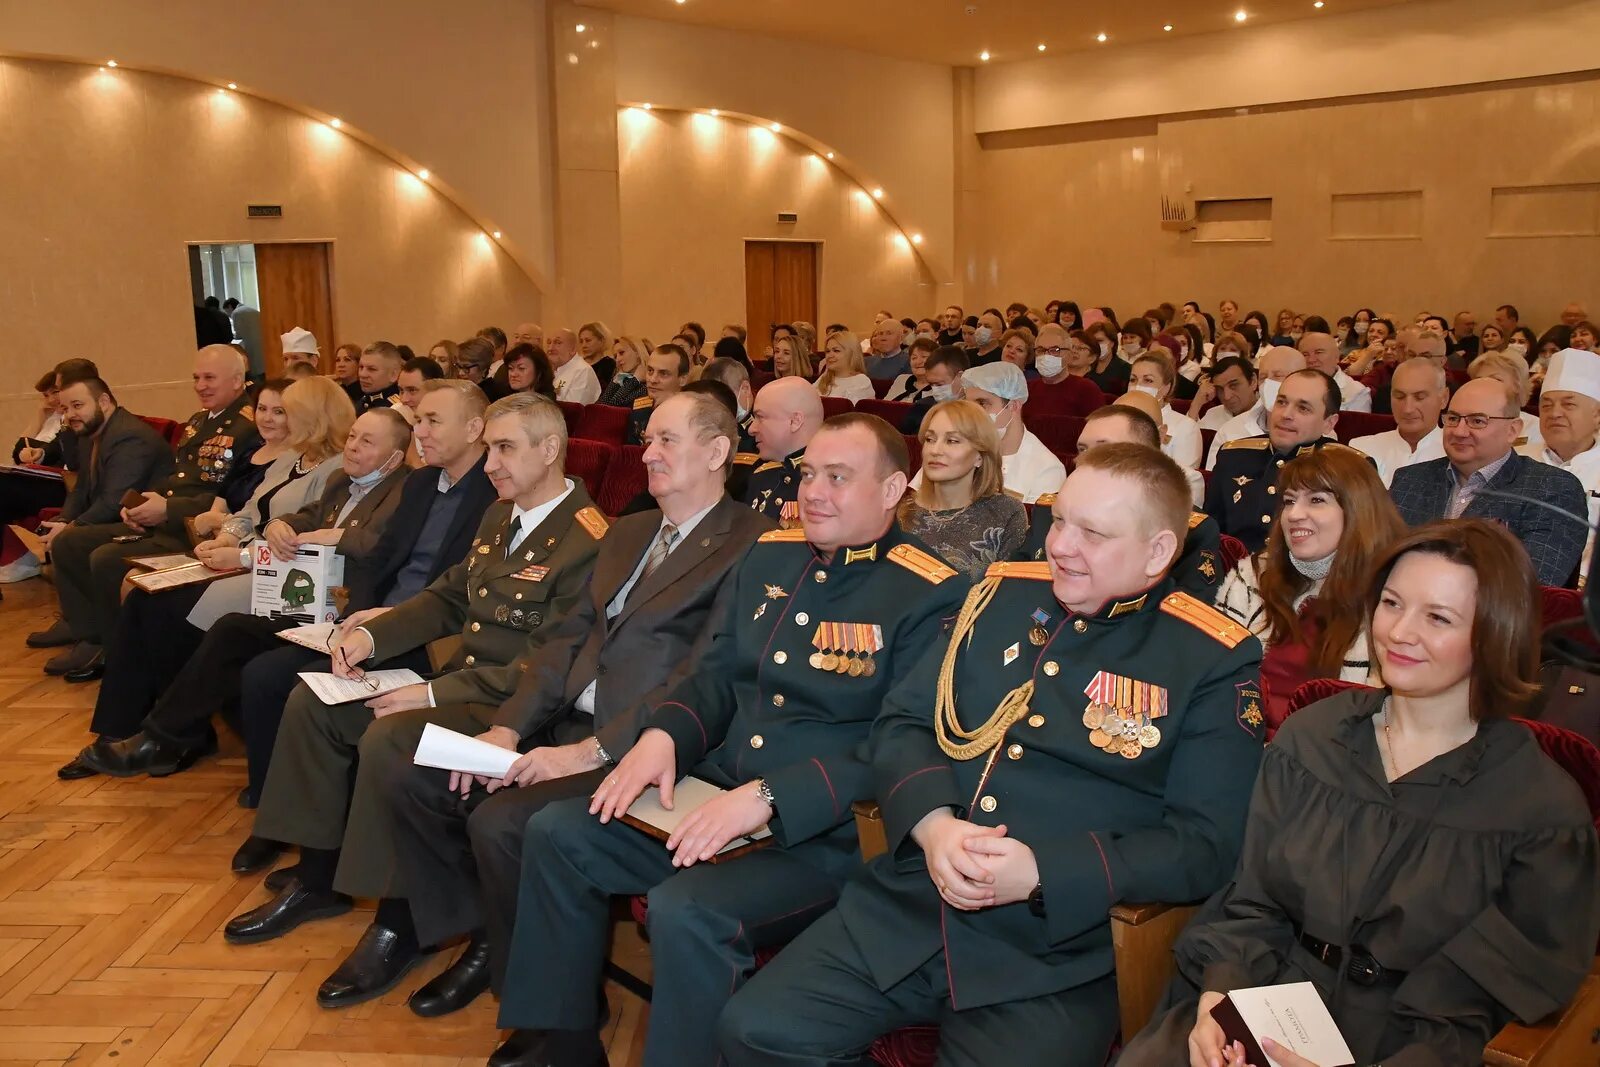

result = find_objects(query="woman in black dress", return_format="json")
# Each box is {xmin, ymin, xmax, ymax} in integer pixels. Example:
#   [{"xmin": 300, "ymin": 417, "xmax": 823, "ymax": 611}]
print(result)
[{"xmin": 1119, "ymin": 519, "xmax": 1599, "ymax": 1067}]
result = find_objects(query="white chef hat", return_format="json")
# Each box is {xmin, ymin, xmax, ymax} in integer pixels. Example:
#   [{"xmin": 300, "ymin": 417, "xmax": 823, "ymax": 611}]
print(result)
[
  {"xmin": 1542, "ymin": 348, "xmax": 1600, "ymax": 402},
  {"xmin": 280, "ymin": 327, "xmax": 320, "ymax": 356}
]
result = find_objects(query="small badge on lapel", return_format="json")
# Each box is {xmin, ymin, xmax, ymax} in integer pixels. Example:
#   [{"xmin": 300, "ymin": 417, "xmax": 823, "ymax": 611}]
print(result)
[
  {"xmin": 765, "ymin": 584, "xmax": 788, "ymax": 600},
  {"xmin": 1003, "ymin": 641, "xmax": 1020, "ymax": 666},
  {"xmin": 753, "ymin": 602, "xmax": 768, "ymax": 622}
]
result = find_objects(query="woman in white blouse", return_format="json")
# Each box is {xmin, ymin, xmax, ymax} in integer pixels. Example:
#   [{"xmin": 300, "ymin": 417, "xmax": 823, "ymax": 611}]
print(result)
[
  {"xmin": 815, "ymin": 332, "xmax": 877, "ymax": 402},
  {"xmin": 1127, "ymin": 351, "xmax": 1202, "ymax": 470}
]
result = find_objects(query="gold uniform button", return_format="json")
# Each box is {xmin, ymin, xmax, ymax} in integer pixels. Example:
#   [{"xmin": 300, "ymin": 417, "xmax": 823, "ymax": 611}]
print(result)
[
  {"xmin": 750, "ymin": 734, "xmax": 765, "ymax": 749},
  {"xmin": 465, "ymin": 655, "xmax": 476, "ymax": 666},
  {"xmin": 478, "ymin": 588, "xmax": 487, "ymax": 597},
  {"xmin": 1042, "ymin": 661, "xmax": 1059, "ymax": 677},
  {"xmin": 773, "ymin": 651, "xmax": 787, "ymax": 665},
  {"xmin": 1072, "ymin": 619, "xmax": 1087, "ymax": 634},
  {"xmin": 1028, "ymin": 714, "xmax": 1045, "ymax": 728},
  {"xmin": 772, "ymin": 694, "xmax": 785, "ymax": 707},
  {"xmin": 1261, "ymin": 514, "xmax": 1272, "ymax": 524},
  {"xmin": 470, "ymin": 622, "xmax": 481, "ymax": 633},
  {"xmin": 795, "ymin": 612, "xmax": 809, "ymax": 626},
  {"xmin": 814, "ymin": 571, "xmax": 827, "ymax": 583},
  {"xmin": 515, "ymin": 592, "xmax": 524, "ymax": 600},
  {"xmin": 1007, "ymin": 744, "xmax": 1023, "ymax": 760},
  {"xmin": 1266, "ymin": 485, "xmax": 1277, "ymax": 496},
  {"xmin": 1275, "ymin": 459, "xmax": 1285, "ymax": 467},
  {"xmin": 177, "ymin": 471, "xmax": 186, "ymax": 478},
  {"xmin": 978, "ymin": 795, "xmax": 997, "ymax": 813}
]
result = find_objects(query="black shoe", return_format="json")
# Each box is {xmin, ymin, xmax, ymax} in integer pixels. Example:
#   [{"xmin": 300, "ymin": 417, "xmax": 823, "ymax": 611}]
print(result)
[
  {"xmin": 78, "ymin": 731, "xmax": 210, "ymax": 777},
  {"xmin": 264, "ymin": 864, "xmax": 300, "ymax": 893},
  {"xmin": 231, "ymin": 835, "xmax": 286, "ymax": 875},
  {"xmin": 223, "ymin": 882, "xmax": 352, "ymax": 945},
  {"xmin": 56, "ymin": 754, "xmax": 100, "ymax": 780},
  {"xmin": 488, "ymin": 1031, "xmax": 542, "ymax": 1067},
  {"xmin": 27, "ymin": 618, "xmax": 75, "ymax": 649},
  {"xmin": 44, "ymin": 641, "xmax": 100, "ymax": 676},
  {"xmin": 63, "ymin": 649, "xmax": 106, "ymax": 683},
  {"xmin": 409, "ymin": 934, "xmax": 492, "ymax": 1017},
  {"xmin": 490, "ymin": 1029, "xmax": 607, "ymax": 1067},
  {"xmin": 237, "ymin": 786, "xmax": 257, "ymax": 809},
  {"xmin": 316, "ymin": 922, "xmax": 427, "ymax": 1009}
]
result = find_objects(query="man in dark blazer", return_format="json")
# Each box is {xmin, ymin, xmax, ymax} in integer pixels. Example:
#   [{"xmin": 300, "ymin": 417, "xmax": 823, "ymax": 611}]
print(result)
[
  {"xmin": 44, "ymin": 377, "xmax": 174, "ymax": 532},
  {"xmin": 310, "ymin": 391, "xmax": 773, "ymax": 1017},
  {"xmin": 1390, "ymin": 377, "xmax": 1588, "ymax": 586}
]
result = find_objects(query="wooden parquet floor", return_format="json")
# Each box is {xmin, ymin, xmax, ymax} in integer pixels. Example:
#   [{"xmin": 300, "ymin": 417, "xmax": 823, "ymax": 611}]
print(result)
[{"xmin": 0, "ymin": 577, "xmax": 652, "ymax": 1066}]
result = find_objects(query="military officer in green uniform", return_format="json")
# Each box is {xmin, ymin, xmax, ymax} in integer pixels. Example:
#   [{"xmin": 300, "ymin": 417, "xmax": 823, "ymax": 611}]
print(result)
[
  {"xmin": 40, "ymin": 344, "xmax": 259, "ymax": 676},
  {"xmin": 1020, "ymin": 405, "xmax": 1224, "ymax": 594},
  {"xmin": 1205, "ymin": 368, "xmax": 1365, "ymax": 553},
  {"xmin": 491, "ymin": 413, "xmax": 968, "ymax": 1067},
  {"xmin": 626, "ymin": 343, "xmax": 692, "ymax": 445},
  {"xmin": 739, "ymin": 376, "xmax": 825, "ymax": 529},
  {"xmin": 222, "ymin": 394, "xmax": 604, "ymax": 962},
  {"xmin": 720, "ymin": 443, "xmax": 1265, "ymax": 1067}
]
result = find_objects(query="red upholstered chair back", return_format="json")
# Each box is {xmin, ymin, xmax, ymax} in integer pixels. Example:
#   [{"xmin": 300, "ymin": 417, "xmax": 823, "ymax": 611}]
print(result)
[
  {"xmin": 137, "ymin": 414, "xmax": 185, "ymax": 449},
  {"xmin": 1540, "ymin": 586, "xmax": 1584, "ymax": 629},
  {"xmin": 901, "ymin": 435, "xmax": 922, "ymax": 475},
  {"xmin": 564, "ymin": 438, "xmax": 615, "ymax": 501},
  {"xmin": 857, "ymin": 399, "xmax": 913, "ymax": 427},
  {"xmin": 573, "ymin": 403, "xmax": 629, "ymax": 445},
  {"xmin": 821, "ymin": 396, "xmax": 856, "ymax": 420},
  {"xmin": 871, "ymin": 377, "xmax": 894, "ymax": 399},
  {"xmin": 1023, "ymin": 413, "xmax": 1085, "ymax": 457},
  {"xmin": 1286, "ymin": 679, "xmax": 1375, "ymax": 722},
  {"xmin": 1515, "ymin": 718, "xmax": 1600, "ymax": 829},
  {"xmin": 1332, "ymin": 411, "xmax": 1395, "ymax": 444},
  {"xmin": 1219, "ymin": 534, "xmax": 1250, "ymax": 572},
  {"xmin": 1169, "ymin": 398, "xmax": 1191, "ymax": 415},
  {"xmin": 597, "ymin": 445, "xmax": 648, "ymax": 518},
  {"xmin": 557, "ymin": 401, "xmax": 584, "ymax": 437}
]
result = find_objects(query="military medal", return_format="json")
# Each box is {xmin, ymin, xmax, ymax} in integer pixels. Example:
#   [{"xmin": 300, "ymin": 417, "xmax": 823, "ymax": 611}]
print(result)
[
  {"xmin": 809, "ymin": 651, "xmax": 824, "ymax": 669},
  {"xmin": 1083, "ymin": 672, "xmax": 1170, "ymax": 759},
  {"xmin": 764, "ymin": 584, "xmax": 787, "ymax": 600},
  {"xmin": 1081, "ymin": 702, "xmax": 1109, "ymax": 730},
  {"xmin": 494, "ymin": 605, "xmax": 511, "ymax": 623},
  {"xmin": 1029, "ymin": 608, "xmax": 1051, "ymax": 646},
  {"xmin": 1139, "ymin": 724, "xmax": 1162, "ymax": 748}
]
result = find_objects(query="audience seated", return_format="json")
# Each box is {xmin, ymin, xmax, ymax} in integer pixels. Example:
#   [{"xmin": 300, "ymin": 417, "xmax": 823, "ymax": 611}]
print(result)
[
  {"xmin": 1113, "ymin": 391, "xmax": 1205, "ymax": 505},
  {"xmin": 1119, "ymin": 519, "xmax": 1599, "ymax": 1067},
  {"xmin": 967, "ymin": 310, "xmax": 1005, "ymax": 367},
  {"xmin": 1215, "ymin": 448, "xmax": 1401, "ymax": 733},
  {"xmin": 1189, "ymin": 354, "xmax": 1258, "ymax": 434},
  {"xmin": 885, "ymin": 336, "xmax": 938, "ymax": 402},
  {"xmin": 815, "ymin": 332, "xmax": 876, "ymax": 401},
  {"xmin": 742, "ymin": 377, "xmax": 824, "ymax": 526},
  {"xmin": 626, "ymin": 344, "xmax": 691, "ymax": 445},
  {"xmin": 1301, "ymin": 330, "xmax": 1373, "ymax": 412},
  {"xmin": 1469, "ymin": 349, "xmax": 1543, "ymax": 449},
  {"xmin": 1128, "ymin": 351, "xmax": 1202, "ymax": 469},
  {"xmin": 864, "ymin": 319, "xmax": 911, "ymax": 380},
  {"xmin": 598, "ymin": 335, "xmax": 649, "ymax": 407},
  {"xmin": 577, "ymin": 322, "xmax": 616, "ymax": 391},
  {"xmin": 453, "ymin": 336, "xmax": 497, "ymax": 393},
  {"xmin": 1521, "ymin": 348, "xmax": 1600, "ymax": 576},
  {"xmin": 548, "ymin": 329, "xmax": 601, "ymax": 405},
  {"xmin": 771, "ymin": 333, "xmax": 814, "ymax": 380},
  {"xmin": 1390, "ymin": 377, "xmax": 1588, "ymax": 585},
  {"xmin": 1024, "ymin": 324, "xmax": 1105, "ymax": 417},
  {"xmin": 1348, "ymin": 357, "xmax": 1448, "ymax": 486},
  {"xmin": 897, "ymin": 399, "xmax": 1027, "ymax": 578},
  {"xmin": 1081, "ymin": 321, "xmax": 1129, "ymax": 393},
  {"xmin": 328, "ymin": 341, "xmax": 360, "ymax": 385},
  {"xmin": 907, "ymin": 362, "xmax": 1063, "ymax": 504},
  {"xmin": 350, "ymin": 342, "xmax": 405, "ymax": 412}
]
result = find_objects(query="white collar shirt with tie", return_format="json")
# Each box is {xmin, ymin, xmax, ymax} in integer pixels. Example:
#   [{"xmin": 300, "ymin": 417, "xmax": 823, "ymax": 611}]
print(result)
[{"xmin": 506, "ymin": 478, "xmax": 577, "ymax": 558}]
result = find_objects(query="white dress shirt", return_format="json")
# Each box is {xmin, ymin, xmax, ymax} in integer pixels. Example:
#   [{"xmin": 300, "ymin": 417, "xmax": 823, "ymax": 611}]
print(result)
[
  {"xmin": 1197, "ymin": 403, "xmax": 1235, "ymax": 433},
  {"xmin": 1348, "ymin": 427, "xmax": 1446, "ymax": 488},
  {"xmin": 1333, "ymin": 368, "xmax": 1372, "ymax": 413},
  {"xmin": 1206, "ymin": 402, "xmax": 1270, "ymax": 470},
  {"xmin": 552, "ymin": 357, "xmax": 601, "ymax": 405},
  {"xmin": 822, "ymin": 374, "xmax": 876, "ymax": 402},
  {"xmin": 1162, "ymin": 404, "xmax": 1202, "ymax": 470}
]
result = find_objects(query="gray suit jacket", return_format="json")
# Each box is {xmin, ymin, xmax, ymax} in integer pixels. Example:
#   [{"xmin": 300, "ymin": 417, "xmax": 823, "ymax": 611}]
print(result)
[
  {"xmin": 494, "ymin": 494, "xmax": 774, "ymax": 756},
  {"xmin": 61, "ymin": 408, "xmax": 175, "ymax": 525}
]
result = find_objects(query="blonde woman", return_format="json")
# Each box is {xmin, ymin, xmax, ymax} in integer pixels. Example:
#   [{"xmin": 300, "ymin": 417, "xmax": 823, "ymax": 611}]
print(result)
[
  {"xmin": 898, "ymin": 399, "xmax": 1028, "ymax": 578},
  {"xmin": 578, "ymin": 321, "xmax": 616, "ymax": 390},
  {"xmin": 815, "ymin": 332, "xmax": 876, "ymax": 401},
  {"xmin": 772, "ymin": 334, "xmax": 815, "ymax": 380},
  {"xmin": 1469, "ymin": 351, "xmax": 1542, "ymax": 450},
  {"xmin": 598, "ymin": 335, "xmax": 649, "ymax": 407},
  {"xmin": 428, "ymin": 339, "xmax": 459, "ymax": 378}
]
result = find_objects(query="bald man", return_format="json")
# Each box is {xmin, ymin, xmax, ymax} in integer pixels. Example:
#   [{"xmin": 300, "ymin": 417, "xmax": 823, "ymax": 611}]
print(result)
[
  {"xmin": 1205, "ymin": 345, "xmax": 1307, "ymax": 468},
  {"xmin": 1299, "ymin": 331, "xmax": 1372, "ymax": 413},
  {"xmin": 741, "ymin": 377, "xmax": 825, "ymax": 527},
  {"xmin": 1115, "ymin": 390, "xmax": 1205, "ymax": 506},
  {"xmin": 547, "ymin": 329, "xmax": 600, "ymax": 404},
  {"xmin": 33, "ymin": 346, "xmax": 261, "ymax": 679}
]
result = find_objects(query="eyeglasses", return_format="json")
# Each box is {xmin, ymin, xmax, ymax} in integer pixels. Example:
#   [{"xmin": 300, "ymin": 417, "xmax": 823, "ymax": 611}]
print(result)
[
  {"xmin": 1440, "ymin": 412, "xmax": 1519, "ymax": 430},
  {"xmin": 1036, "ymin": 346, "xmax": 1066, "ymax": 357}
]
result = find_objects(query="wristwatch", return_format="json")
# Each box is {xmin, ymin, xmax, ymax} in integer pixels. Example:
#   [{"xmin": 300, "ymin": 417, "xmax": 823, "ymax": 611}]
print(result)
[
  {"xmin": 592, "ymin": 736, "xmax": 614, "ymax": 767},
  {"xmin": 754, "ymin": 777, "xmax": 776, "ymax": 809},
  {"xmin": 1027, "ymin": 880, "xmax": 1046, "ymax": 918}
]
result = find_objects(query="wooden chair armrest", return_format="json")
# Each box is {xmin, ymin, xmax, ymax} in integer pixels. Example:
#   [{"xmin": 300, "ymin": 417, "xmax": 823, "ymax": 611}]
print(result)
[
  {"xmin": 1484, "ymin": 973, "xmax": 1599, "ymax": 1066},
  {"xmin": 852, "ymin": 801, "xmax": 887, "ymax": 862},
  {"xmin": 1110, "ymin": 902, "xmax": 1199, "ymax": 1042},
  {"xmin": 1111, "ymin": 902, "xmax": 1180, "ymax": 926}
]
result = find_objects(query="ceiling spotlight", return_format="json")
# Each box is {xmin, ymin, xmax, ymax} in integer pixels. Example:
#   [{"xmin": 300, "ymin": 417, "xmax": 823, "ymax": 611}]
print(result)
[
  {"xmin": 1096, "ymin": 32, "xmax": 1108, "ymax": 42},
  {"xmin": 675, "ymin": 0, "xmax": 686, "ymax": 4},
  {"xmin": 1037, "ymin": 43, "xmax": 1047, "ymax": 52},
  {"xmin": 107, "ymin": 60, "xmax": 118, "ymax": 68},
  {"xmin": 825, "ymin": 151, "xmax": 835, "ymax": 159},
  {"xmin": 1313, "ymin": 1, "xmax": 1324, "ymax": 6},
  {"xmin": 642, "ymin": 103, "xmax": 653, "ymax": 110},
  {"xmin": 1235, "ymin": 9, "xmax": 1248, "ymax": 20},
  {"xmin": 769, "ymin": 121, "xmax": 782, "ymax": 132},
  {"xmin": 575, "ymin": 22, "xmax": 586, "ymax": 32},
  {"xmin": 1163, "ymin": 24, "xmax": 1174, "ymax": 31},
  {"xmin": 418, "ymin": 168, "xmax": 430, "ymax": 180},
  {"xmin": 329, "ymin": 117, "xmax": 342, "ymax": 128},
  {"xmin": 911, "ymin": 233, "xmax": 923, "ymax": 245},
  {"xmin": 979, "ymin": 50, "xmax": 990, "ymax": 61},
  {"xmin": 98, "ymin": 66, "xmax": 106, "ymax": 72},
  {"xmin": 709, "ymin": 108, "xmax": 720, "ymax": 116},
  {"xmin": 492, "ymin": 230, "xmax": 502, "ymax": 239},
  {"xmin": 227, "ymin": 82, "xmax": 238, "ymax": 89},
  {"xmin": 872, "ymin": 187, "xmax": 884, "ymax": 200}
]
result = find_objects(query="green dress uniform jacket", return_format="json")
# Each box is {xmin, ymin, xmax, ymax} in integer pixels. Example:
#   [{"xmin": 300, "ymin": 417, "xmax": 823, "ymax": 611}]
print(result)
[
  {"xmin": 1020, "ymin": 497, "xmax": 1225, "ymax": 596},
  {"xmin": 360, "ymin": 482, "xmax": 607, "ymax": 709},
  {"xmin": 844, "ymin": 563, "xmax": 1265, "ymax": 1010},
  {"xmin": 154, "ymin": 393, "xmax": 260, "ymax": 535},
  {"xmin": 1203, "ymin": 435, "xmax": 1363, "ymax": 553},
  {"xmin": 739, "ymin": 448, "xmax": 803, "ymax": 528}
]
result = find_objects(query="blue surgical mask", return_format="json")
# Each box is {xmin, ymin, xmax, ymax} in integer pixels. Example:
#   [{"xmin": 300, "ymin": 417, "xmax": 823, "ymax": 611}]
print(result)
[
  {"xmin": 972, "ymin": 326, "xmax": 993, "ymax": 346},
  {"xmin": 351, "ymin": 450, "xmax": 402, "ymax": 487}
]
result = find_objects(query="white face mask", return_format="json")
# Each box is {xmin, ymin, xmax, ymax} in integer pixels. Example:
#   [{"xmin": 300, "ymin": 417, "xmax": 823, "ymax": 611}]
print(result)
[
  {"xmin": 1259, "ymin": 377, "xmax": 1282, "ymax": 411},
  {"xmin": 735, "ymin": 404, "xmax": 748, "ymax": 422},
  {"xmin": 1132, "ymin": 383, "xmax": 1160, "ymax": 399},
  {"xmin": 1353, "ymin": 321, "xmax": 1369, "ymax": 336},
  {"xmin": 989, "ymin": 407, "xmax": 1013, "ymax": 435},
  {"xmin": 1505, "ymin": 342, "xmax": 1528, "ymax": 359},
  {"xmin": 927, "ymin": 383, "xmax": 954, "ymax": 402},
  {"xmin": 1035, "ymin": 354, "xmax": 1063, "ymax": 378},
  {"xmin": 972, "ymin": 326, "xmax": 993, "ymax": 346},
  {"xmin": 1098, "ymin": 340, "xmax": 1112, "ymax": 358}
]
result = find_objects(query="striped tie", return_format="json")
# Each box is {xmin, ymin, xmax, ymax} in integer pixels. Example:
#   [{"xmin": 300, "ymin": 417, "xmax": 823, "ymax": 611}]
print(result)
[{"xmin": 640, "ymin": 523, "xmax": 679, "ymax": 582}]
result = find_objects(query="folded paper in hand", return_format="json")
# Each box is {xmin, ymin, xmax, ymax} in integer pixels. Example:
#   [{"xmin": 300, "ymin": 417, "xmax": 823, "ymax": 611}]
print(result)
[
  {"xmin": 1211, "ymin": 982, "xmax": 1354, "ymax": 1067},
  {"xmin": 276, "ymin": 622, "xmax": 340, "ymax": 652},
  {"xmin": 296, "ymin": 668, "xmax": 425, "ymax": 705},
  {"xmin": 412, "ymin": 723, "xmax": 518, "ymax": 779},
  {"xmin": 621, "ymin": 777, "xmax": 773, "ymax": 860}
]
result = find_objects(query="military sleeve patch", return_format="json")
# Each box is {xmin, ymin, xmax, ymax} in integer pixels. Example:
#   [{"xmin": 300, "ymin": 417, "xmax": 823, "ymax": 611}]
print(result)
[
  {"xmin": 887, "ymin": 544, "xmax": 958, "ymax": 584},
  {"xmin": 1236, "ymin": 681, "xmax": 1265, "ymax": 739},
  {"xmin": 1195, "ymin": 549, "xmax": 1219, "ymax": 585},
  {"xmin": 1160, "ymin": 591, "xmax": 1251, "ymax": 648},
  {"xmin": 757, "ymin": 528, "xmax": 808, "ymax": 543},
  {"xmin": 984, "ymin": 561, "xmax": 1052, "ymax": 581},
  {"xmin": 574, "ymin": 506, "xmax": 610, "ymax": 540}
]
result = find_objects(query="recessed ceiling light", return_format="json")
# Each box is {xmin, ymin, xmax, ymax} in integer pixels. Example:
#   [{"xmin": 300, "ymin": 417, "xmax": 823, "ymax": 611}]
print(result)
[
  {"xmin": 1235, "ymin": 9, "xmax": 1248, "ymax": 20},
  {"xmin": 227, "ymin": 82, "xmax": 238, "ymax": 89},
  {"xmin": 642, "ymin": 103, "xmax": 653, "ymax": 110},
  {"xmin": 329, "ymin": 118, "xmax": 342, "ymax": 128},
  {"xmin": 709, "ymin": 108, "xmax": 719, "ymax": 116},
  {"xmin": 1096, "ymin": 33, "xmax": 1108, "ymax": 42},
  {"xmin": 1037, "ymin": 43, "xmax": 1047, "ymax": 51},
  {"xmin": 1313, "ymin": 1, "xmax": 1324, "ymax": 6},
  {"xmin": 575, "ymin": 23, "xmax": 586, "ymax": 32},
  {"xmin": 911, "ymin": 233, "xmax": 923, "ymax": 245},
  {"xmin": 769, "ymin": 121, "xmax": 781, "ymax": 132},
  {"xmin": 106, "ymin": 60, "xmax": 118, "ymax": 68},
  {"xmin": 675, "ymin": 0, "xmax": 686, "ymax": 5},
  {"xmin": 492, "ymin": 230, "xmax": 502, "ymax": 239},
  {"xmin": 418, "ymin": 168, "xmax": 430, "ymax": 180},
  {"xmin": 872, "ymin": 187, "xmax": 884, "ymax": 200},
  {"xmin": 978, "ymin": 51, "xmax": 990, "ymax": 61},
  {"xmin": 1163, "ymin": 24, "xmax": 1174, "ymax": 31},
  {"xmin": 825, "ymin": 151, "xmax": 835, "ymax": 159}
]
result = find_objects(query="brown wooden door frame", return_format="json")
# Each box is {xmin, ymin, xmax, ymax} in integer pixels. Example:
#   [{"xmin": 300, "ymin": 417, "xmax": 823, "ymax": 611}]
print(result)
[
  {"xmin": 251, "ymin": 240, "xmax": 338, "ymax": 377},
  {"xmin": 744, "ymin": 239, "xmax": 819, "ymax": 363}
]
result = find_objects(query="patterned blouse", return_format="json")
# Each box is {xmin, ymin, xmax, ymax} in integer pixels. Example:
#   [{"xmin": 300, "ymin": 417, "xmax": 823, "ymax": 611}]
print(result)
[{"xmin": 899, "ymin": 493, "xmax": 1029, "ymax": 581}]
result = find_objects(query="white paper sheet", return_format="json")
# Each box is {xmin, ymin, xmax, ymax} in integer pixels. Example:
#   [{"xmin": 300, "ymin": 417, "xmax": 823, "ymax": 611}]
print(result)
[
  {"xmin": 276, "ymin": 622, "xmax": 340, "ymax": 652},
  {"xmin": 125, "ymin": 552, "xmax": 198, "ymax": 572},
  {"xmin": 296, "ymin": 668, "xmax": 425, "ymax": 705},
  {"xmin": 1226, "ymin": 982, "xmax": 1354, "ymax": 1067},
  {"xmin": 411, "ymin": 722, "xmax": 519, "ymax": 778}
]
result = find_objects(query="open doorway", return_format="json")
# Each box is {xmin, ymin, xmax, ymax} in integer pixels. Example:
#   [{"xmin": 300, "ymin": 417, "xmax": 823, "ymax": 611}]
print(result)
[{"xmin": 187, "ymin": 241, "xmax": 335, "ymax": 378}]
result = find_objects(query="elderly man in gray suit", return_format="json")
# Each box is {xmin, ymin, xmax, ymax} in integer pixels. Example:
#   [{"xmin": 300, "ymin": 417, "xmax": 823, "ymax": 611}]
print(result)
[
  {"xmin": 1389, "ymin": 376, "xmax": 1588, "ymax": 586},
  {"xmin": 305, "ymin": 390, "xmax": 773, "ymax": 1018}
]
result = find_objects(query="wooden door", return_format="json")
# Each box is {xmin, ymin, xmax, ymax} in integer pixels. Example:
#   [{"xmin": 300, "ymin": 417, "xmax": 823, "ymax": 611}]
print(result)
[
  {"xmin": 744, "ymin": 241, "xmax": 818, "ymax": 365},
  {"xmin": 255, "ymin": 242, "xmax": 336, "ymax": 377}
]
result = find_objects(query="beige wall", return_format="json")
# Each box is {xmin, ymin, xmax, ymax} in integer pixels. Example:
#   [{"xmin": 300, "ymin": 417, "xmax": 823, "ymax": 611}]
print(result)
[
  {"xmin": 967, "ymin": 72, "xmax": 1600, "ymax": 328},
  {"xmin": 0, "ymin": 58, "xmax": 542, "ymax": 428},
  {"xmin": 0, "ymin": 0, "xmax": 556, "ymax": 287},
  {"xmin": 616, "ymin": 109, "xmax": 937, "ymax": 339}
]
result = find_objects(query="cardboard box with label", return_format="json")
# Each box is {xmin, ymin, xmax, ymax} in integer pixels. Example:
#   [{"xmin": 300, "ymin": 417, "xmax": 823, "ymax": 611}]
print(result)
[{"xmin": 250, "ymin": 543, "xmax": 344, "ymax": 623}]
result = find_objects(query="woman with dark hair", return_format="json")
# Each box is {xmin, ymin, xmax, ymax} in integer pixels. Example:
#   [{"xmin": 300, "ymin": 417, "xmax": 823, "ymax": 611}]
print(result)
[
  {"xmin": 1242, "ymin": 310, "xmax": 1271, "ymax": 348},
  {"xmin": 1122, "ymin": 518, "xmax": 1599, "ymax": 1067},
  {"xmin": 1506, "ymin": 325, "xmax": 1538, "ymax": 365},
  {"xmin": 1055, "ymin": 300, "xmax": 1081, "ymax": 331},
  {"xmin": 1082, "ymin": 322, "xmax": 1129, "ymax": 394},
  {"xmin": 1533, "ymin": 324, "xmax": 1573, "ymax": 378},
  {"xmin": 1342, "ymin": 307, "xmax": 1376, "ymax": 354},
  {"xmin": 1345, "ymin": 317, "xmax": 1397, "ymax": 376},
  {"xmin": 501, "ymin": 343, "xmax": 556, "ymax": 401},
  {"xmin": 1215, "ymin": 448, "xmax": 1404, "ymax": 732}
]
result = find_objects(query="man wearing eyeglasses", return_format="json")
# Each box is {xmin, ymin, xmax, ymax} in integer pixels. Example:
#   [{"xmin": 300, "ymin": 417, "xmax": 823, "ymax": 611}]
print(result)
[{"xmin": 1390, "ymin": 377, "xmax": 1588, "ymax": 585}]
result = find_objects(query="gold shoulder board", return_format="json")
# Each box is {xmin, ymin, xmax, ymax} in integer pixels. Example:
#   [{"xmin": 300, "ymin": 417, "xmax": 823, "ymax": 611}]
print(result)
[
  {"xmin": 753, "ymin": 461, "xmax": 782, "ymax": 475},
  {"xmin": 1160, "ymin": 591, "xmax": 1250, "ymax": 648},
  {"xmin": 633, "ymin": 396, "xmax": 654, "ymax": 410},
  {"xmin": 888, "ymin": 544, "xmax": 958, "ymax": 584},
  {"xmin": 1221, "ymin": 438, "xmax": 1269, "ymax": 451},
  {"xmin": 1034, "ymin": 493, "xmax": 1057, "ymax": 507},
  {"xmin": 758, "ymin": 528, "xmax": 808, "ymax": 543},
  {"xmin": 575, "ymin": 506, "xmax": 610, "ymax": 540},
  {"xmin": 734, "ymin": 452, "xmax": 760, "ymax": 465},
  {"xmin": 239, "ymin": 405, "xmax": 255, "ymax": 422},
  {"xmin": 984, "ymin": 561, "xmax": 1052, "ymax": 581},
  {"xmin": 1188, "ymin": 511, "xmax": 1207, "ymax": 529},
  {"xmin": 1324, "ymin": 441, "xmax": 1367, "ymax": 459}
]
